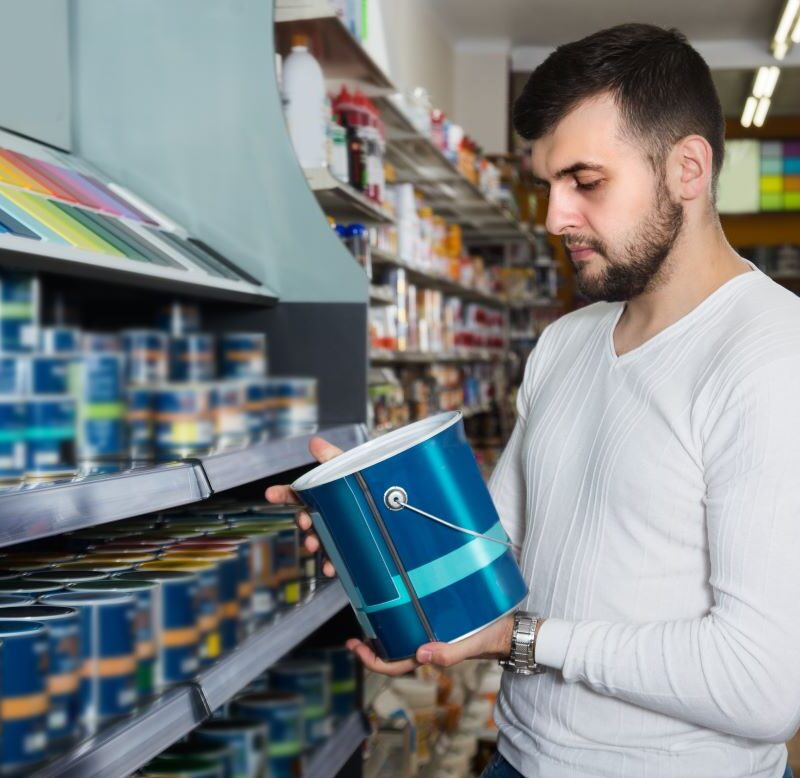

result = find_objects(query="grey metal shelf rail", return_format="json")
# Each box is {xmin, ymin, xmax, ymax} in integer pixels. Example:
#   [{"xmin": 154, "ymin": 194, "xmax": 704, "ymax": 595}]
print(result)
[
  {"xmin": 34, "ymin": 581, "xmax": 349, "ymax": 778},
  {"xmin": 306, "ymin": 710, "xmax": 371, "ymax": 778},
  {"xmin": 0, "ymin": 424, "xmax": 367, "ymax": 549}
]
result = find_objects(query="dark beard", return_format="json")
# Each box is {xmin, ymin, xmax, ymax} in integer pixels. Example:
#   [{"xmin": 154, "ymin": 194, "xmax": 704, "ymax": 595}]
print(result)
[{"xmin": 563, "ymin": 179, "xmax": 684, "ymax": 303}]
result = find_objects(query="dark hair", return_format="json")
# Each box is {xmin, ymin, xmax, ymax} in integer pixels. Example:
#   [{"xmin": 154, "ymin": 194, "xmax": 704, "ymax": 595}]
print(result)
[{"xmin": 513, "ymin": 24, "xmax": 725, "ymax": 197}]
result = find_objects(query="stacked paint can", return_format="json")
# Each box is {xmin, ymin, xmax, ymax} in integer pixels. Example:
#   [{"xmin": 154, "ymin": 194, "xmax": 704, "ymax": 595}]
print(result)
[
  {"xmin": 269, "ymin": 660, "xmax": 333, "ymax": 747},
  {"xmin": 264, "ymin": 377, "xmax": 318, "ymax": 438}
]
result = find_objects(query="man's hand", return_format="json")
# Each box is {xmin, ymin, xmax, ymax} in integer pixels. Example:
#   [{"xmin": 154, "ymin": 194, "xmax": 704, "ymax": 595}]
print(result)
[
  {"xmin": 347, "ymin": 612, "xmax": 514, "ymax": 676},
  {"xmin": 264, "ymin": 436, "xmax": 343, "ymax": 578}
]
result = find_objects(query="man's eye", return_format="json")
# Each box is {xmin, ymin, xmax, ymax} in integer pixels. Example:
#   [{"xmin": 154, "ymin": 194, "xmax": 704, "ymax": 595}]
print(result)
[{"xmin": 576, "ymin": 179, "xmax": 602, "ymax": 191}]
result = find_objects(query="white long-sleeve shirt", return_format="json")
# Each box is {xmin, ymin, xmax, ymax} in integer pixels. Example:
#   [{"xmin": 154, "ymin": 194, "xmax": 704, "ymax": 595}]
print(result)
[{"xmin": 489, "ymin": 264, "xmax": 800, "ymax": 777}]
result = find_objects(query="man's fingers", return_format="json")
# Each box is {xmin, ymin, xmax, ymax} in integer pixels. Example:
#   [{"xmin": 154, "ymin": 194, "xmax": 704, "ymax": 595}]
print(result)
[
  {"xmin": 296, "ymin": 510, "xmax": 312, "ymax": 531},
  {"xmin": 309, "ymin": 437, "xmax": 343, "ymax": 464},
  {"xmin": 416, "ymin": 639, "xmax": 476, "ymax": 667},
  {"xmin": 304, "ymin": 534, "xmax": 320, "ymax": 553},
  {"xmin": 346, "ymin": 639, "xmax": 417, "ymax": 677},
  {"xmin": 322, "ymin": 560, "xmax": 336, "ymax": 577},
  {"xmin": 265, "ymin": 484, "xmax": 300, "ymax": 505}
]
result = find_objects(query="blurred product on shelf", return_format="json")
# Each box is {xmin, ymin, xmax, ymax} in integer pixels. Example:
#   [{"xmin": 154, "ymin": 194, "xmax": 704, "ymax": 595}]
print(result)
[
  {"xmin": 334, "ymin": 221, "xmax": 372, "ymax": 279},
  {"xmin": 0, "ymin": 271, "xmax": 318, "ymax": 486}
]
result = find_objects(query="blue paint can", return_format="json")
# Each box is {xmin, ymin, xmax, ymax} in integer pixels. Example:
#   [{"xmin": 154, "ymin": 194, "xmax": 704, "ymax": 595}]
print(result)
[
  {"xmin": 194, "ymin": 718, "xmax": 269, "ymax": 778},
  {"xmin": 157, "ymin": 741, "xmax": 235, "ymax": 778},
  {"xmin": 268, "ymin": 660, "xmax": 332, "ymax": 747},
  {"xmin": 70, "ymin": 354, "xmax": 126, "ymax": 462},
  {"xmin": 39, "ymin": 326, "xmax": 79, "ymax": 355},
  {"xmin": 0, "ymin": 355, "xmax": 27, "ymax": 394},
  {"xmin": 29, "ymin": 569, "xmax": 108, "ymax": 584},
  {"xmin": 115, "ymin": 570, "xmax": 200, "ymax": 688},
  {"xmin": 126, "ymin": 386, "xmax": 153, "ymax": 460},
  {"xmin": 40, "ymin": 591, "xmax": 138, "ymax": 725},
  {"xmin": 169, "ymin": 334, "xmax": 215, "ymax": 382},
  {"xmin": 157, "ymin": 302, "xmax": 201, "ymax": 337},
  {"xmin": 0, "ymin": 396, "xmax": 26, "ymax": 482},
  {"xmin": 0, "ymin": 273, "xmax": 38, "ymax": 353},
  {"xmin": 29, "ymin": 355, "xmax": 69, "ymax": 394},
  {"xmin": 243, "ymin": 379, "xmax": 267, "ymax": 441},
  {"xmin": 0, "ymin": 605, "xmax": 81, "ymax": 742},
  {"xmin": 81, "ymin": 332, "xmax": 120, "ymax": 354},
  {"xmin": 153, "ymin": 383, "xmax": 215, "ymax": 458},
  {"xmin": 305, "ymin": 646, "xmax": 357, "ymax": 721},
  {"xmin": 140, "ymin": 756, "xmax": 224, "ymax": 778},
  {"xmin": 220, "ymin": 333, "xmax": 267, "ymax": 379},
  {"xmin": 122, "ymin": 329, "xmax": 168, "ymax": 385},
  {"xmin": 0, "ymin": 578, "xmax": 65, "ymax": 597},
  {"xmin": 69, "ymin": 579, "xmax": 159, "ymax": 696},
  {"xmin": 265, "ymin": 378, "xmax": 318, "ymax": 438},
  {"xmin": 292, "ymin": 411, "xmax": 528, "ymax": 660},
  {"xmin": 230, "ymin": 692, "xmax": 305, "ymax": 778},
  {"xmin": 25, "ymin": 395, "xmax": 77, "ymax": 480},
  {"xmin": 0, "ymin": 594, "xmax": 36, "ymax": 607},
  {"xmin": 212, "ymin": 381, "xmax": 249, "ymax": 449},
  {"xmin": 0, "ymin": 620, "xmax": 48, "ymax": 773}
]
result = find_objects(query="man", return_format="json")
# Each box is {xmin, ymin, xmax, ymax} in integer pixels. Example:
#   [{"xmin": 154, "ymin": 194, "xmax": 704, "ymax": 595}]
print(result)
[{"xmin": 268, "ymin": 24, "xmax": 800, "ymax": 778}]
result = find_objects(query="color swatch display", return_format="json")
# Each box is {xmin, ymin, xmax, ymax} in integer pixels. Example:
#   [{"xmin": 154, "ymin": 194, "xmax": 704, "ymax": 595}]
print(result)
[
  {"xmin": 0, "ymin": 142, "xmax": 255, "ymax": 286},
  {"xmin": 760, "ymin": 141, "xmax": 800, "ymax": 212}
]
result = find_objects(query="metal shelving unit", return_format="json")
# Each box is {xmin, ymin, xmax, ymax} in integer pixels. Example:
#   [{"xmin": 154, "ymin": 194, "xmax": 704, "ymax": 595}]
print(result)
[
  {"xmin": 371, "ymin": 248, "xmax": 507, "ymax": 308},
  {"xmin": 306, "ymin": 711, "xmax": 371, "ymax": 778},
  {"xmin": 305, "ymin": 167, "xmax": 395, "ymax": 225},
  {"xmin": 370, "ymin": 349, "xmax": 505, "ymax": 365},
  {"xmin": 0, "ymin": 425, "xmax": 365, "ymax": 549},
  {"xmin": 368, "ymin": 284, "xmax": 395, "ymax": 306},
  {"xmin": 35, "ymin": 582, "xmax": 348, "ymax": 778}
]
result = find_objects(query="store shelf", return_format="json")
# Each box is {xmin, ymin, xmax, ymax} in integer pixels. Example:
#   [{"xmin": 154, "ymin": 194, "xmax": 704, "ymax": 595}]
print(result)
[
  {"xmin": 200, "ymin": 424, "xmax": 367, "ymax": 493},
  {"xmin": 371, "ymin": 248, "xmax": 507, "ymax": 307},
  {"xmin": 275, "ymin": 2, "xmax": 393, "ymax": 89},
  {"xmin": 0, "ymin": 425, "xmax": 365, "ymax": 549},
  {"xmin": 35, "ymin": 581, "xmax": 348, "ymax": 778},
  {"xmin": 0, "ymin": 232, "xmax": 276, "ymax": 306},
  {"xmin": 369, "ymin": 284, "xmax": 395, "ymax": 305},
  {"xmin": 305, "ymin": 167, "xmax": 395, "ymax": 224},
  {"xmin": 463, "ymin": 403, "xmax": 492, "ymax": 418},
  {"xmin": 306, "ymin": 711, "xmax": 370, "ymax": 778},
  {"xmin": 370, "ymin": 349, "xmax": 505, "ymax": 365}
]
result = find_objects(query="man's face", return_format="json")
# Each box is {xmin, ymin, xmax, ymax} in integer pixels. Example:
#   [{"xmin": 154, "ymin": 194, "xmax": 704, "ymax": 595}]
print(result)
[{"xmin": 531, "ymin": 94, "xmax": 684, "ymax": 303}]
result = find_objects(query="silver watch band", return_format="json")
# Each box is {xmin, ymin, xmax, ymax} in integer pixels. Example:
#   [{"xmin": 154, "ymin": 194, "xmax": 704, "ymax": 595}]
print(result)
[{"xmin": 499, "ymin": 611, "xmax": 546, "ymax": 675}]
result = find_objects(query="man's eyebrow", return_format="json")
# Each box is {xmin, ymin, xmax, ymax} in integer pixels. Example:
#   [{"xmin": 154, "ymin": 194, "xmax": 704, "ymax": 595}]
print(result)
[{"xmin": 532, "ymin": 162, "xmax": 606, "ymax": 186}]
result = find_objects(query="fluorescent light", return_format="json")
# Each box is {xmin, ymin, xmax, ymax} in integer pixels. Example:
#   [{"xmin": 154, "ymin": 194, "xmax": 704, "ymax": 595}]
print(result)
[
  {"xmin": 773, "ymin": 40, "xmax": 789, "ymax": 59},
  {"xmin": 753, "ymin": 66, "xmax": 770, "ymax": 97},
  {"xmin": 741, "ymin": 96, "xmax": 758, "ymax": 128},
  {"xmin": 765, "ymin": 66, "xmax": 781, "ymax": 98},
  {"xmin": 792, "ymin": 13, "xmax": 800, "ymax": 42},
  {"xmin": 753, "ymin": 97, "xmax": 771, "ymax": 128},
  {"xmin": 774, "ymin": 0, "xmax": 800, "ymax": 44}
]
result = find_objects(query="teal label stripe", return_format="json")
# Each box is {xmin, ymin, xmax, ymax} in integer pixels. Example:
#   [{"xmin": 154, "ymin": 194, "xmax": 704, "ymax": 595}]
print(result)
[
  {"xmin": 269, "ymin": 740, "xmax": 302, "ymax": 758},
  {"xmin": 27, "ymin": 426, "xmax": 75, "ymax": 441},
  {"xmin": 0, "ymin": 430, "xmax": 24, "ymax": 443},
  {"xmin": 331, "ymin": 679, "xmax": 357, "ymax": 694}
]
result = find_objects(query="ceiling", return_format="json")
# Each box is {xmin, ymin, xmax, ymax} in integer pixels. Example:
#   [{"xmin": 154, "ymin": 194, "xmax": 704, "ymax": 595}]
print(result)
[{"xmin": 427, "ymin": 0, "xmax": 784, "ymax": 46}]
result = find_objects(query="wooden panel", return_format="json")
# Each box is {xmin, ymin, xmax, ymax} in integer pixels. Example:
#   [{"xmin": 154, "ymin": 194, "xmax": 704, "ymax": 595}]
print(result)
[{"xmin": 721, "ymin": 212, "xmax": 800, "ymax": 247}]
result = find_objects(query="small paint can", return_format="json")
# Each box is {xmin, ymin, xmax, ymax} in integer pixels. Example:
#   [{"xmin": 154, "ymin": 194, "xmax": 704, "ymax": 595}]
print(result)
[
  {"xmin": 143, "ymin": 559, "xmax": 220, "ymax": 666},
  {"xmin": 139, "ymin": 756, "xmax": 224, "ymax": 778},
  {"xmin": 60, "ymin": 560, "xmax": 136, "ymax": 575},
  {"xmin": 39, "ymin": 326, "xmax": 80, "ymax": 356},
  {"xmin": 268, "ymin": 660, "xmax": 332, "ymax": 747},
  {"xmin": 25, "ymin": 395, "xmax": 77, "ymax": 480},
  {"xmin": 158, "ymin": 740, "xmax": 235, "ymax": 778},
  {"xmin": 0, "ymin": 620, "xmax": 48, "ymax": 773},
  {"xmin": 0, "ymin": 578, "xmax": 65, "ymax": 597},
  {"xmin": 162, "ymin": 552, "xmax": 237, "ymax": 654},
  {"xmin": 264, "ymin": 378, "xmax": 318, "ymax": 438},
  {"xmin": 115, "ymin": 569, "xmax": 200, "ymax": 688},
  {"xmin": 222, "ymin": 526, "xmax": 279, "ymax": 622},
  {"xmin": 126, "ymin": 386, "xmax": 154, "ymax": 460},
  {"xmin": 153, "ymin": 383, "xmax": 215, "ymax": 458},
  {"xmin": 28, "ymin": 355, "xmax": 70, "ymax": 395},
  {"xmin": 0, "ymin": 605, "xmax": 81, "ymax": 741},
  {"xmin": 212, "ymin": 381, "xmax": 249, "ymax": 449},
  {"xmin": 0, "ymin": 273, "xmax": 39, "ymax": 353},
  {"xmin": 231, "ymin": 692, "xmax": 305, "ymax": 778},
  {"xmin": 169, "ymin": 334, "xmax": 215, "ymax": 382},
  {"xmin": 69, "ymin": 579, "xmax": 159, "ymax": 697},
  {"xmin": 243, "ymin": 379, "xmax": 268, "ymax": 441},
  {"xmin": 40, "ymin": 591, "xmax": 138, "ymax": 725},
  {"xmin": 122, "ymin": 329, "xmax": 168, "ymax": 385},
  {"xmin": 29, "ymin": 570, "xmax": 109, "ymax": 585},
  {"xmin": 80, "ymin": 332, "xmax": 121, "ymax": 354},
  {"xmin": 206, "ymin": 532, "xmax": 253, "ymax": 629},
  {"xmin": 157, "ymin": 302, "xmax": 201, "ymax": 337},
  {"xmin": 0, "ymin": 355, "xmax": 27, "ymax": 394},
  {"xmin": 69, "ymin": 353, "xmax": 126, "ymax": 462},
  {"xmin": 194, "ymin": 718, "xmax": 269, "ymax": 778},
  {"xmin": 0, "ymin": 594, "xmax": 36, "ymax": 607},
  {"xmin": 220, "ymin": 333, "xmax": 267, "ymax": 379},
  {"xmin": 87, "ymin": 551, "xmax": 158, "ymax": 567},
  {"xmin": 0, "ymin": 396, "xmax": 26, "ymax": 482},
  {"xmin": 305, "ymin": 646, "xmax": 357, "ymax": 721}
]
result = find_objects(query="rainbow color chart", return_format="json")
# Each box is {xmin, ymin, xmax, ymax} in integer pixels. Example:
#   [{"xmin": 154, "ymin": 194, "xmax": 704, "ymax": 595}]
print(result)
[{"xmin": 760, "ymin": 140, "xmax": 800, "ymax": 212}]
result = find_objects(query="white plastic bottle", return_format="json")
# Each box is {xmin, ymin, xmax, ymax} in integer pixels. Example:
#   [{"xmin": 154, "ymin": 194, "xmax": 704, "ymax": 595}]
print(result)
[{"xmin": 283, "ymin": 34, "xmax": 327, "ymax": 169}]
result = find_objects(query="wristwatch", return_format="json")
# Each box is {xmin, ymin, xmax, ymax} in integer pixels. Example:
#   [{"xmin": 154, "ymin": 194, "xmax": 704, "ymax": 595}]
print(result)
[{"xmin": 499, "ymin": 611, "xmax": 546, "ymax": 675}]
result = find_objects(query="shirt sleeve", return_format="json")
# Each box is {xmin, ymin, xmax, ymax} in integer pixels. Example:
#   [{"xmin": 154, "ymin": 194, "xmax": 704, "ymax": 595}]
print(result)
[
  {"xmin": 535, "ymin": 355, "xmax": 800, "ymax": 743},
  {"xmin": 489, "ymin": 334, "xmax": 546, "ymax": 557}
]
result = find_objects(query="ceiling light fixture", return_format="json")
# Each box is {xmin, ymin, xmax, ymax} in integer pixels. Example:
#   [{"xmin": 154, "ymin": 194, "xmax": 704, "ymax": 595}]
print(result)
[
  {"xmin": 753, "ymin": 97, "xmax": 772, "ymax": 128},
  {"xmin": 772, "ymin": 0, "xmax": 800, "ymax": 58},
  {"xmin": 764, "ymin": 66, "xmax": 781, "ymax": 98},
  {"xmin": 740, "ymin": 96, "xmax": 758, "ymax": 128},
  {"xmin": 792, "ymin": 13, "xmax": 800, "ymax": 42}
]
